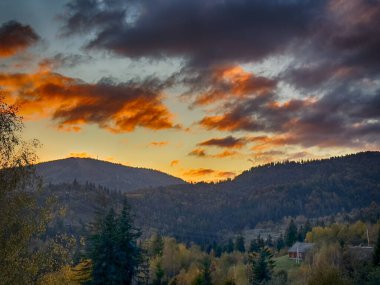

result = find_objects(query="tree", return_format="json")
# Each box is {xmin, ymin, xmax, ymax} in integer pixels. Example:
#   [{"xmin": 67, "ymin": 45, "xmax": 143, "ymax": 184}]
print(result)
[
  {"xmin": 276, "ymin": 234, "xmax": 285, "ymax": 252},
  {"xmin": 87, "ymin": 200, "xmax": 141, "ymax": 284},
  {"xmin": 152, "ymin": 263, "xmax": 166, "ymax": 285},
  {"xmin": 151, "ymin": 233, "xmax": 164, "ymax": 257},
  {"xmin": 235, "ymin": 236, "xmax": 245, "ymax": 253},
  {"xmin": 285, "ymin": 219, "xmax": 298, "ymax": 247},
  {"xmin": 248, "ymin": 247, "xmax": 275, "ymax": 285},
  {"xmin": 373, "ymin": 224, "xmax": 380, "ymax": 266},
  {"xmin": 193, "ymin": 257, "xmax": 212, "ymax": 285},
  {"xmin": 249, "ymin": 239, "xmax": 260, "ymax": 253},
  {"xmin": 0, "ymin": 98, "xmax": 59, "ymax": 284},
  {"xmin": 266, "ymin": 235, "xmax": 273, "ymax": 248},
  {"xmin": 226, "ymin": 239, "xmax": 234, "ymax": 253}
]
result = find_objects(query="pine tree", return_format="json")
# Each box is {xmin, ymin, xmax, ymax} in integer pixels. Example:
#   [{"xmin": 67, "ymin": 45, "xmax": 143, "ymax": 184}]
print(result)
[
  {"xmin": 276, "ymin": 234, "xmax": 285, "ymax": 252},
  {"xmin": 235, "ymin": 236, "xmax": 245, "ymax": 252},
  {"xmin": 193, "ymin": 258, "xmax": 213, "ymax": 285},
  {"xmin": 249, "ymin": 247, "xmax": 275, "ymax": 285},
  {"xmin": 88, "ymin": 200, "xmax": 141, "ymax": 284},
  {"xmin": 116, "ymin": 200, "xmax": 142, "ymax": 284},
  {"xmin": 297, "ymin": 225, "xmax": 305, "ymax": 241},
  {"xmin": 285, "ymin": 219, "xmax": 298, "ymax": 247},
  {"xmin": 266, "ymin": 235, "xmax": 274, "ymax": 248},
  {"xmin": 226, "ymin": 239, "xmax": 234, "ymax": 253},
  {"xmin": 249, "ymin": 239, "xmax": 259, "ymax": 253}
]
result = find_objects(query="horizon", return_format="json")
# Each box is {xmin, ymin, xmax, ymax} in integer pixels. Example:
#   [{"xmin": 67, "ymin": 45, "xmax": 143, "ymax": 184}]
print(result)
[
  {"xmin": 1, "ymin": 0, "xmax": 379, "ymax": 182},
  {"xmin": 37, "ymin": 150, "xmax": 380, "ymax": 183}
]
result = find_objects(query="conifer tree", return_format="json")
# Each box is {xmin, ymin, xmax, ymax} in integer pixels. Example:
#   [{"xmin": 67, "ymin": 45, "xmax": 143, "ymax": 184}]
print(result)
[
  {"xmin": 88, "ymin": 200, "xmax": 141, "ymax": 284},
  {"xmin": 285, "ymin": 219, "xmax": 298, "ymax": 247},
  {"xmin": 276, "ymin": 234, "xmax": 285, "ymax": 252},
  {"xmin": 248, "ymin": 247, "xmax": 275, "ymax": 285},
  {"xmin": 226, "ymin": 239, "xmax": 234, "ymax": 253},
  {"xmin": 193, "ymin": 258, "xmax": 213, "ymax": 285},
  {"xmin": 235, "ymin": 236, "xmax": 245, "ymax": 252}
]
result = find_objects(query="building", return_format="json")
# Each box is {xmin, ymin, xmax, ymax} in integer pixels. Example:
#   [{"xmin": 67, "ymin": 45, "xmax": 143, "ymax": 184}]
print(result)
[{"xmin": 288, "ymin": 242, "xmax": 314, "ymax": 262}]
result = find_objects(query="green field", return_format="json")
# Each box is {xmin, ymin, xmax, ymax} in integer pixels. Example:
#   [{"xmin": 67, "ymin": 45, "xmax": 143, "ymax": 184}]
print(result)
[{"xmin": 274, "ymin": 255, "xmax": 302, "ymax": 272}]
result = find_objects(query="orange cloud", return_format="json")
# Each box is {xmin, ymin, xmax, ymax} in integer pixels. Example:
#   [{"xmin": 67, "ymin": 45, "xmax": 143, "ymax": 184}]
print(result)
[
  {"xmin": 216, "ymin": 171, "xmax": 235, "ymax": 178},
  {"xmin": 183, "ymin": 168, "xmax": 216, "ymax": 177},
  {"xmin": 188, "ymin": 148, "xmax": 207, "ymax": 157},
  {"xmin": 0, "ymin": 70, "xmax": 177, "ymax": 133},
  {"xmin": 250, "ymin": 135, "xmax": 294, "ymax": 151},
  {"xmin": 183, "ymin": 168, "xmax": 236, "ymax": 182},
  {"xmin": 68, "ymin": 152, "xmax": 93, "ymax": 158},
  {"xmin": 170, "ymin": 160, "xmax": 179, "ymax": 167},
  {"xmin": 0, "ymin": 21, "xmax": 39, "ymax": 58},
  {"xmin": 149, "ymin": 141, "xmax": 169, "ymax": 147},
  {"xmin": 188, "ymin": 148, "xmax": 238, "ymax": 159},
  {"xmin": 211, "ymin": 150, "xmax": 238, "ymax": 158},
  {"xmin": 193, "ymin": 65, "xmax": 276, "ymax": 106}
]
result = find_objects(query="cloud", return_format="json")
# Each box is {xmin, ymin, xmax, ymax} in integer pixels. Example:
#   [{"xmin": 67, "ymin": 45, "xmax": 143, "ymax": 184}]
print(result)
[
  {"xmin": 188, "ymin": 148, "xmax": 206, "ymax": 157},
  {"xmin": 216, "ymin": 171, "xmax": 235, "ymax": 178},
  {"xmin": 61, "ymin": 0, "xmax": 323, "ymax": 66},
  {"xmin": 39, "ymin": 53, "xmax": 93, "ymax": 70},
  {"xmin": 0, "ymin": 70, "xmax": 178, "ymax": 133},
  {"xmin": 182, "ymin": 65, "xmax": 277, "ymax": 106},
  {"xmin": 183, "ymin": 168, "xmax": 235, "ymax": 182},
  {"xmin": 183, "ymin": 168, "xmax": 215, "ymax": 177},
  {"xmin": 68, "ymin": 152, "xmax": 93, "ymax": 158},
  {"xmin": 211, "ymin": 150, "xmax": 239, "ymax": 158},
  {"xmin": 0, "ymin": 21, "xmax": 39, "ymax": 57},
  {"xmin": 198, "ymin": 136, "xmax": 249, "ymax": 149},
  {"xmin": 188, "ymin": 147, "xmax": 238, "ymax": 158},
  {"xmin": 149, "ymin": 141, "xmax": 169, "ymax": 147},
  {"xmin": 170, "ymin": 160, "xmax": 179, "ymax": 167},
  {"xmin": 58, "ymin": 0, "xmax": 380, "ymax": 151}
]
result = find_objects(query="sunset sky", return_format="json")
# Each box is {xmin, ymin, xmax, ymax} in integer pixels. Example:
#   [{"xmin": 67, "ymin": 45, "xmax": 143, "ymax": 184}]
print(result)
[{"xmin": 1, "ymin": 0, "xmax": 379, "ymax": 182}]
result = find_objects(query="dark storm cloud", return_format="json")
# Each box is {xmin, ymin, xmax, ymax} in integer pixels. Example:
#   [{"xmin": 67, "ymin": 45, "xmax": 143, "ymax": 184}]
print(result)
[
  {"xmin": 283, "ymin": 0, "xmax": 380, "ymax": 89},
  {"xmin": 62, "ymin": 0, "xmax": 325, "ymax": 65},
  {"xmin": 0, "ymin": 21, "xmax": 39, "ymax": 57}
]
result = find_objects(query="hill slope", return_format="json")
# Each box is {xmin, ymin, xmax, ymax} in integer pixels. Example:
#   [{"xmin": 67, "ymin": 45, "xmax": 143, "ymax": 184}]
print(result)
[
  {"xmin": 36, "ymin": 157, "xmax": 185, "ymax": 192},
  {"xmin": 44, "ymin": 152, "xmax": 380, "ymax": 241},
  {"xmin": 129, "ymin": 151, "xmax": 380, "ymax": 235}
]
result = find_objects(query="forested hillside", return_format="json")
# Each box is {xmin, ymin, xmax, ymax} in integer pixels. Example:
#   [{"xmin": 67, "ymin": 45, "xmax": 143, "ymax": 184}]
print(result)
[
  {"xmin": 36, "ymin": 157, "xmax": 186, "ymax": 192},
  {"xmin": 45, "ymin": 152, "xmax": 380, "ymax": 242}
]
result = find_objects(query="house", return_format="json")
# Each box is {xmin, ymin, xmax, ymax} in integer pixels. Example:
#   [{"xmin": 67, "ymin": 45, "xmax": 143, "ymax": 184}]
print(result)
[
  {"xmin": 348, "ymin": 246, "xmax": 374, "ymax": 262},
  {"xmin": 288, "ymin": 242, "xmax": 314, "ymax": 261}
]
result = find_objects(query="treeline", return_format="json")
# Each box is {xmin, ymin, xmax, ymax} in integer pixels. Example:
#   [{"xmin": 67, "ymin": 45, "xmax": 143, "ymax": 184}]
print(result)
[
  {"xmin": 40, "ymin": 151, "xmax": 380, "ymax": 244},
  {"xmin": 129, "ymin": 152, "xmax": 380, "ymax": 240}
]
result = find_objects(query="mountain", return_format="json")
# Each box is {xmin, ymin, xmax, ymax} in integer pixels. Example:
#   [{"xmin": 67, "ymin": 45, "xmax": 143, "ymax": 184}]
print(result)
[
  {"xmin": 36, "ymin": 157, "xmax": 186, "ymax": 192},
  {"xmin": 43, "ymin": 152, "xmax": 380, "ymax": 242}
]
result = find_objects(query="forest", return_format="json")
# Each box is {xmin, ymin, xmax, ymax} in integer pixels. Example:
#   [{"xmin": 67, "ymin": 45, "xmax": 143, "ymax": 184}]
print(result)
[{"xmin": 1, "ymin": 99, "xmax": 380, "ymax": 285}]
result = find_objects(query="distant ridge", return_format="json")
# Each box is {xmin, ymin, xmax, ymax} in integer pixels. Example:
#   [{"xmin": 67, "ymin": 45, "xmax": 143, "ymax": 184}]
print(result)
[
  {"xmin": 36, "ymin": 157, "xmax": 186, "ymax": 192},
  {"xmin": 42, "ymin": 151, "xmax": 380, "ymax": 241}
]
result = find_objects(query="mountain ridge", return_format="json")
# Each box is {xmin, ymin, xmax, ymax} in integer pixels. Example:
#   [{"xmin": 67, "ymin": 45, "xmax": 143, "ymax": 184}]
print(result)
[{"xmin": 36, "ymin": 157, "xmax": 186, "ymax": 192}]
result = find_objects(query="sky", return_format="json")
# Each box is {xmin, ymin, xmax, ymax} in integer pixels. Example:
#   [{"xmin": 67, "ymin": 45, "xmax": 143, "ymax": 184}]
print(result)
[{"xmin": 0, "ymin": 0, "xmax": 379, "ymax": 182}]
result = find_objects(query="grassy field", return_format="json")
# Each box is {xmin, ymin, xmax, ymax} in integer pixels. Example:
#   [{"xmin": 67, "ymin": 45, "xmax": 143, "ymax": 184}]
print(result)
[{"xmin": 274, "ymin": 255, "xmax": 301, "ymax": 272}]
